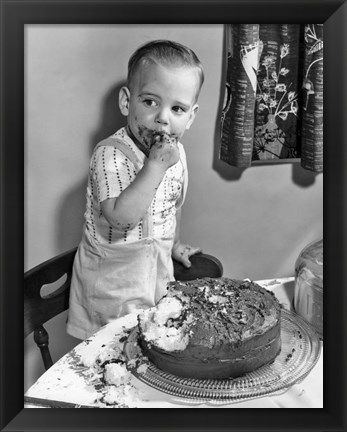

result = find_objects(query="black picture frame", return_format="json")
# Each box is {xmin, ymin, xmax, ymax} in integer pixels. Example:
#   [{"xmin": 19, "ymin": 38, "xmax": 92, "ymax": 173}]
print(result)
[{"xmin": 1, "ymin": 0, "xmax": 346, "ymax": 431}]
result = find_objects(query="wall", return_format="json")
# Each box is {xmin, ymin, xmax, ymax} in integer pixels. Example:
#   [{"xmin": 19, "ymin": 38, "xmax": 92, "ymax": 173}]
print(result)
[{"xmin": 24, "ymin": 25, "xmax": 323, "ymax": 390}]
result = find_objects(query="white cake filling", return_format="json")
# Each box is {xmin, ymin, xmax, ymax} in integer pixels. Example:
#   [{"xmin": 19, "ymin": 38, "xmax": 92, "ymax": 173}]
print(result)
[
  {"xmin": 139, "ymin": 296, "xmax": 192, "ymax": 352},
  {"xmin": 153, "ymin": 297, "xmax": 182, "ymax": 325}
]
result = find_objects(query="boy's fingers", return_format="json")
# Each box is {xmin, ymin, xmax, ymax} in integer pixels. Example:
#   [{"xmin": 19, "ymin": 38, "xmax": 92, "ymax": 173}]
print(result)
[
  {"xmin": 173, "ymin": 245, "xmax": 202, "ymax": 268},
  {"xmin": 185, "ymin": 247, "xmax": 202, "ymax": 258},
  {"xmin": 182, "ymin": 247, "xmax": 202, "ymax": 267},
  {"xmin": 188, "ymin": 247, "xmax": 202, "ymax": 256},
  {"xmin": 181, "ymin": 257, "xmax": 192, "ymax": 268}
]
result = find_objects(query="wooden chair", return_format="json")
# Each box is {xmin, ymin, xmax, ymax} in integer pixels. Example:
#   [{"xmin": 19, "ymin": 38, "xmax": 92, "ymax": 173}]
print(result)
[{"xmin": 24, "ymin": 248, "xmax": 223, "ymax": 371}]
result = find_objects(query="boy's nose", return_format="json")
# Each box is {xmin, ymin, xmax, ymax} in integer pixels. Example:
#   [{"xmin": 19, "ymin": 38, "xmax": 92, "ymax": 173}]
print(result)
[{"xmin": 155, "ymin": 108, "xmax": 169, "ymax": 125}]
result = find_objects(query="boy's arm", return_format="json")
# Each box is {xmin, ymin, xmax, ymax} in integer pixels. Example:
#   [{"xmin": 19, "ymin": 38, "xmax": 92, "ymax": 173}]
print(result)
[
  {"xmin": 172, "ymin": 207, "xmax": 201, "ymax": 268},
  {"xmin": 101, "ymin": 138, "xmax": 179, "ymax": 230}
]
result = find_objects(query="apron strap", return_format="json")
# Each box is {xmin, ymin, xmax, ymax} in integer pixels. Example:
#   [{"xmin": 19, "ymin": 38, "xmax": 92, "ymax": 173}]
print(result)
[
  {"xmin": 95, "ymin": 136, "xmax": 151, "ymax": 237},
  {"xmin": 95, "ymin": 136, "xmax": 143, "ymax": 172}
]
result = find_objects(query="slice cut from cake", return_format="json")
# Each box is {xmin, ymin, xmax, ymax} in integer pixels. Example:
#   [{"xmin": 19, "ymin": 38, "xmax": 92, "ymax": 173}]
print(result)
[{"xmin": 138, "ymin": 277, "xmax": 281, "ymax": 379}]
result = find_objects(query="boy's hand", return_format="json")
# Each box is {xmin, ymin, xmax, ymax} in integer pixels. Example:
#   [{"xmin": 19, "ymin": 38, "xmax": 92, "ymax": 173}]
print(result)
[
  {"xmin": 172, "ymin": 243, "xmax": 202, "ymax": 268},
  {"xmin": 148, "ymin": 134, "xmax": 180, "ymax": 171}
]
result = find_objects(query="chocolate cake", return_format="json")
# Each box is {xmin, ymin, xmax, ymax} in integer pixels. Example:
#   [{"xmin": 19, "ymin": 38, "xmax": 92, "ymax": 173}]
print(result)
[{"xmin": 137, "ymin": 277, "xmax": 281, "ymax": 379}]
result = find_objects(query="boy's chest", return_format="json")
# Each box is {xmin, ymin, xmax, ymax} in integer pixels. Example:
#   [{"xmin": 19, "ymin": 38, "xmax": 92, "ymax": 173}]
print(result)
[{"xmin": 154, "ymin": 161, "xmax": 184, "ymax": 206}]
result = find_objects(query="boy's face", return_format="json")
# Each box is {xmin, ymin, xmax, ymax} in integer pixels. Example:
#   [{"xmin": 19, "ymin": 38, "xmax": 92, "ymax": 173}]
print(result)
[{"xmin": 119, "ymin": 62, "xmax": 200, "ymax": 150}]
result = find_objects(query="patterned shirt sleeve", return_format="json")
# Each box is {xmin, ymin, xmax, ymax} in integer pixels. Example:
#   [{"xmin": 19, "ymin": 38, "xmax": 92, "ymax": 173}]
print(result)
[{"xmin": 91, "ymin": 145, "xmax": 137, "ymax": 203}]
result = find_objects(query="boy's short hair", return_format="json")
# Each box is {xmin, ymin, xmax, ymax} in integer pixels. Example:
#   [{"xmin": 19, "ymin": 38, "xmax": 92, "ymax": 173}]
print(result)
[{"xmin": 127, "ymin": 40, "xmax": 204, "ymax": 98}]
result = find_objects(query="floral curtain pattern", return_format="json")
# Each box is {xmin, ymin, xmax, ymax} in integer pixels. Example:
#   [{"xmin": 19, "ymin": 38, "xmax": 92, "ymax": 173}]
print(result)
[{"xmin": 220, "ymin": 24, "xmax": 323, "ymax": 173}]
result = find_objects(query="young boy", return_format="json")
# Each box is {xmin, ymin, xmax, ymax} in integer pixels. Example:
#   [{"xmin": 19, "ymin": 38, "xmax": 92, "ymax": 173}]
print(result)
[{"xmin": 67, "ymin": 40, "xmax": 204, "ymax": 340}]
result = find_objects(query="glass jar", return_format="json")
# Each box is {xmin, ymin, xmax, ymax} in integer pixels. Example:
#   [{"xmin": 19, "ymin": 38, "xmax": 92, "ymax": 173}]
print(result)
[{"xmin": 294, "ymin": 239, "xmax": 323, "ymax": 338}]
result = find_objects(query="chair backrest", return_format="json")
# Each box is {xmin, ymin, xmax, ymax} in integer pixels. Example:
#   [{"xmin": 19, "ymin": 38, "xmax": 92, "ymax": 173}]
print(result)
[
  {"xmin": 24, "ymin": 249, "xmax": 223, "ymax": 370},
  {"xmin": 173, "ymin": 253, "xmax": 223, "ymax": 281},
  {"xmin": 24, "ymin": 247, "xmax": 78, "ymax": 338},
  {"xmin": 24, "ymin": 247, "xmax": 78, "ymax": 370}
]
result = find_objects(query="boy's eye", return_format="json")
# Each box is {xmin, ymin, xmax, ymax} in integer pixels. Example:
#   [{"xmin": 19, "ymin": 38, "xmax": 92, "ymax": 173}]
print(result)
[
  {"xmin": 143, "ymin": 99, "xmax": 158, "ymax": 108},
  {"xmin": 172, "ymin": 106, "xmax": 186, "ymax": 114}
]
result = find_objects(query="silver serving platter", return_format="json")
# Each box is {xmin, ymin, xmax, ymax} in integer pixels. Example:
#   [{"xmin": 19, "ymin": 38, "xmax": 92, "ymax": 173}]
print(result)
[{"xmin": 124, "ymin": 309, "xmax": 321, "ymax": 402}]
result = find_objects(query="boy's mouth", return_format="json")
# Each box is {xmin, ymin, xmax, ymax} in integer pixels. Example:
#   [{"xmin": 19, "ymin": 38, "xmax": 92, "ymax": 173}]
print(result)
[{"xmin": 138, "ymin": 127, "xmax": 178, "ymax": 149}]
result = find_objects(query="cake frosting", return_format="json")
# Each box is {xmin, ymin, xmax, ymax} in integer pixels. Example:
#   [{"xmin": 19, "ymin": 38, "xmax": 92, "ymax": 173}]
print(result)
[{"xmin": 138, "ymin": 277, "xmax": 281, "ymax": 379}]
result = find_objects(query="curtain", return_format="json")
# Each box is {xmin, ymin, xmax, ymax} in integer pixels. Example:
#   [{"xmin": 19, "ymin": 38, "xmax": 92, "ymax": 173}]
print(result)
[{"xmin": 219, "ymin": 24, "xmax": 323, "ymax": 173}]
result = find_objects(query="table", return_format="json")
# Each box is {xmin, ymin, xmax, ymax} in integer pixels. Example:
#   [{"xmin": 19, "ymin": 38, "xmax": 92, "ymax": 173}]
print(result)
[{"xmin": 25, "ymin": 278, "xmax": 323, "ymax": 408}]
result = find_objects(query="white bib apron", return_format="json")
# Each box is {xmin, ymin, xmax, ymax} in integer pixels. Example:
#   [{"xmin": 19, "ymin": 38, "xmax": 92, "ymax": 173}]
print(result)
[{"xmin": 67, "ymin": 137, "xmax": 184, "ymax": 340}]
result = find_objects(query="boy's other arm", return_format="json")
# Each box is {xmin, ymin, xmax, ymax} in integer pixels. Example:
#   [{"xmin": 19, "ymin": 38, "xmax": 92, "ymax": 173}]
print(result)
[
  {"xmin": 101, "ymin": 139, "xmax": 179, "ymax": 230},
  {"xmin": 172, "ymin": 207, "xmax": 201, "ymax": 268}
]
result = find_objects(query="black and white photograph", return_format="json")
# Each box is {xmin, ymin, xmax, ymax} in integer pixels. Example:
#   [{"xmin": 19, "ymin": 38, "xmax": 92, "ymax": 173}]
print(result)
[
  {"xmin": 1, "ymin": 1, "xmax": 346, "ymax": 431},
  {"xmin": 24, "ymin": 22, "xmax": 324, "ymax": 407}
]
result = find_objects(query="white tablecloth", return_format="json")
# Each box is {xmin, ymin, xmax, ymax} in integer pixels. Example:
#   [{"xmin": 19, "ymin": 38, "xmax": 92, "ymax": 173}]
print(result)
[{"xmin": 25, "ymin": 278, "xmax": 323, "ymax": 408}]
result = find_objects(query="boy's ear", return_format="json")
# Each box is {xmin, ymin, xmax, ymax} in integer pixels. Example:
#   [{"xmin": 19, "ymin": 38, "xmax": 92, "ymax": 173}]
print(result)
[
  {"xmin": 119, "ymin": 86, "xmax": 131, "ymax": 116},
  {"xmin": 185, "ymin": 104, "xmax": 199, "ymax": 130}
]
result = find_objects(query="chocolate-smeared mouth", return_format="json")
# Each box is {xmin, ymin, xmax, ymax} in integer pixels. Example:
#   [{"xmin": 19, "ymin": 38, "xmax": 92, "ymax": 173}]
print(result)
[
  {"xmin": 138, "ymin": 127, "xmax": 178, "ymax": 149},
  {"xmin": 153, "ymin": 131, "xmax": 178, "ymax": 146}
]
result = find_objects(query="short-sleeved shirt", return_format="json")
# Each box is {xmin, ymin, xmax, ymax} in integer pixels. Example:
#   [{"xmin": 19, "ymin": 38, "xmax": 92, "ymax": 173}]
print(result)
[{"xmin": 84, "ymin": 127, "xmax": 188, "ymax": 244}]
